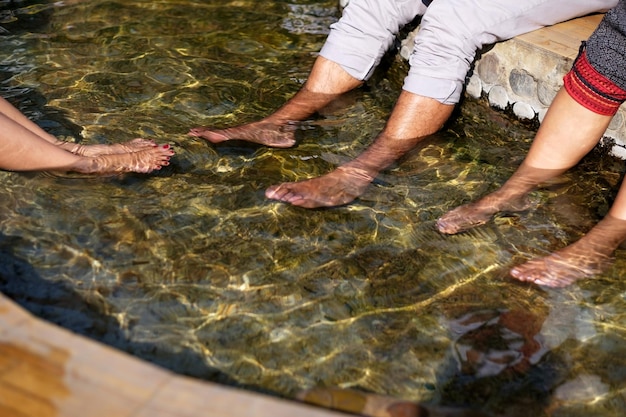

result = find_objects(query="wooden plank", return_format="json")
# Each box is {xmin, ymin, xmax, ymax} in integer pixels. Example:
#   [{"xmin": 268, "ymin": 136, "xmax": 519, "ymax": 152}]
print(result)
[{"xmin": 517, "ymin": 14, "xmax": 603, "ymax": 58}]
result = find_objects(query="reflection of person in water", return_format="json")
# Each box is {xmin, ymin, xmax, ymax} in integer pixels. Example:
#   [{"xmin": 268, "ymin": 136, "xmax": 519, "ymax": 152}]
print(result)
[
  {"xmin": 296, "ymin": 297, "xmax": 553, "ymax": 417},
  {"xmin": 0, "ymin": 96, "xmax": 174, "ymax": 174},
  {"xmin": 437, "ymin": 1, "xmax": 626, "ymax": 288},
  {"xmin": 450, "ymin": 308, "xmax": 547, "ymax": 378},
  {"xmin": 189, "ymin": 0, "xmax": 616, "ymax": 208}
]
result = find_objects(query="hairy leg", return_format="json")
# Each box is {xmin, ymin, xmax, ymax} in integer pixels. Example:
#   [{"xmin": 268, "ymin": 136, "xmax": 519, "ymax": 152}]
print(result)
[
  {"xmin": 437, "ymin": 88, "xmax": 612, "ymax": 234},
  {"xmin": 266, "ymin": 92, "xmax": 454, "ymax": 207},
  {"xmin": 188, "ymin": 56, "xmax": 362, "ymax": 148}
]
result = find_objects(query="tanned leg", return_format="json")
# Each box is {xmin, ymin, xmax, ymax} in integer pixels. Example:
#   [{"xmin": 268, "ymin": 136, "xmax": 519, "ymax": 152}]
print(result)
[
  {"xmin": 436, "ymin": 88, "xmax": 622, "ymax": 287},
  {"xmin": 265, "ymin": 91, "xmax": 454, "ymax": 208},
  {"xmin": 188, "ymin": 56, "xmax": 363, "ymax": 148},
  {"xmin": 437, "ymin": 88, "xmax": 611, "ymax": 234}
]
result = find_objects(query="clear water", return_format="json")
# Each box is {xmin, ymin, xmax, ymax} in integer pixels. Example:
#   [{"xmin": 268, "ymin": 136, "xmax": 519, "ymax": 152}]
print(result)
[{"xmin": 1, "ymin": 1, "xmax": 625, "ymax": 416}]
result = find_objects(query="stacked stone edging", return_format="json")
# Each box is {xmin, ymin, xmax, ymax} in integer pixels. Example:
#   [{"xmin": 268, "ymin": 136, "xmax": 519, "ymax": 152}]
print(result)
[{"xmin": 469, "ymin": 38, "xmax": 626, "ymax": 159}]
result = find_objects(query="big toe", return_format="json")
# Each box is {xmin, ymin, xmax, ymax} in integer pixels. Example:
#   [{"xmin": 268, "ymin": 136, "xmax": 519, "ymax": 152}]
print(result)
[
  {"xmin": 435, "ymin": 217, "xmax": 455, "ymax": 234},
  {"xmin": 188, "ymin": 127, "xmax": 209, "ymax": 136},
  {"xmin": 266, "ymin": 184, "xmax": 287, "ymax": 200}
]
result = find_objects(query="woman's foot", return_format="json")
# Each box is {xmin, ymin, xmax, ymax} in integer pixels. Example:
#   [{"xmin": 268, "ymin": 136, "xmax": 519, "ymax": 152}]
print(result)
[
  {"xmin": 437, "ymin": 193, "xmax": 533, "ymax": 234},
  {"xmin": 59, "ymin": 138, "xmax": 158, "ymax": 157},
  {"xmin": 510, "ymin": 245, "xmax": 611, "ymax": 288},
  {"xmin": 72, "ymin": 144, "xmax": 174, "ymax": 174},
  {"xmin": 510, "ymin": 215, "xmax": 626, "ymax": 287}
]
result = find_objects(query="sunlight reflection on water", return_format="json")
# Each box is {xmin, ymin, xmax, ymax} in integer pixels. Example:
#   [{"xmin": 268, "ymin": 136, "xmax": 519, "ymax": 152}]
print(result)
[{"xmin": 1, "ymin": 1, "xmax": 626, "ymax": 416}]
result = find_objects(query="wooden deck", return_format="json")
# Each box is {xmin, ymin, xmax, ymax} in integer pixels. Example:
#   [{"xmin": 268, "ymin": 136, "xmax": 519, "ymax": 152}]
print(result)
[
  {"xmin": 0, "ymin": 294, "xmax": 347, "ymax": 417},
  {"xmin": 0, "ymin": 14, "xmax": 605, "ymax": 417},
  {"xmin": 515, "ymin": 13, "xmax": 602, "ymax": 59}
]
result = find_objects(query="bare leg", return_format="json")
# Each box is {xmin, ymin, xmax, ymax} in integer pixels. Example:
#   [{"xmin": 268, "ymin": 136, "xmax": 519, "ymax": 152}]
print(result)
[
  {"xmin": 265, "ymin": 91, "xmax": 454, "ymax": 208},
  {"xmin": 0, "ymin": 112, "xmax": 173, "ymax": 174},
  {"xmin": 188, "ymin": 56, "xmax": 362, "ymax": 148},
  {"xmin": 0, "ymin": 96, "xmax": 157, "ymax": 156},
  {"xmin": 0, "ymin": 96, "xmax": 59, "ymax": 143},
  {"xmin": 435, "ymin": 87, "xmax": 622, "ymax": 286},
  {"xmin": 437, "ymin": 88, "xmax": 611, "ymax": 234}
]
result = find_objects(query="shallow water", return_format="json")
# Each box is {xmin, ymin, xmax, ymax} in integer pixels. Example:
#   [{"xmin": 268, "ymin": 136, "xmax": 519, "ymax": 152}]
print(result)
[{"xmin": 1, "ymin": 1, "xmax": 626, "ymax": 416}]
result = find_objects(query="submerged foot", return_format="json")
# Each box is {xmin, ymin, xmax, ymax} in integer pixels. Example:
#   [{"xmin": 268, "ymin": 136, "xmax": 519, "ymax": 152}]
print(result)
[
  {"xmin": 265, "ymin": 166, "xmax": 374, "ymax": 208},
  {"xmin": 188, "ymin": 120, "xmax": 297, "ymax": 148},
  {"xmin": 437, "ymin": 194, "xmax": 533, "ymax": 234},
  {"xmin": 75, "ymin": 144, "xmax": 174, "ymax": 174},
  {"xmin": 60, "ymin": 138, "xmax": 157, "ymax": 157},
  {"xmin": 511, "ymin": 214, "xmax": 626, "ymax": 287},
  {"xmin": 510, "ymin": 248, "xmax": 611, "ymax": 288}
]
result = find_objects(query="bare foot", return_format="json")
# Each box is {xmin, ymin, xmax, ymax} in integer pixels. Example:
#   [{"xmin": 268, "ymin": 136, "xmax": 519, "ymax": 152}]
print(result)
[
  {"xmin": 510, "ymin": 246, "xmax": 611, "ymax": 288},
  {"xmin": 510, "ymin": 214, "xmax": 626, "ymax": 287},
  {"xmin": 265, "ymin": 166, "xmax": 374, "ymax": 208},
  {"xmin": 73, "ymin": 144, "xmax": 174, "ymax": 174},
  {"xmin": 188, "ymin": 120, "xmax": 297, "ymax": 148},
  {"xmin": 59, "ymin": 138, "xmax": 157, "ymax": 157},
  {"xmin": 437, "ymin": 193, "xmax": 533, "ymax": 234}
]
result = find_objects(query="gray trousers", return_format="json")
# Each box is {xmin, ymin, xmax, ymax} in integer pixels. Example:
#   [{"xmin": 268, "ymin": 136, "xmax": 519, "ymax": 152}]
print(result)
[{"xmin": 320, "ymin": 0, "xmax": 618, "ymax": 105}]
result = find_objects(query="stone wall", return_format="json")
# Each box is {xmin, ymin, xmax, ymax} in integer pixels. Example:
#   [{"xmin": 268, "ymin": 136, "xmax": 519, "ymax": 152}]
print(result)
[{"xmin": 465, "ymin": 39, "xmax": 626, "ymax": 159}]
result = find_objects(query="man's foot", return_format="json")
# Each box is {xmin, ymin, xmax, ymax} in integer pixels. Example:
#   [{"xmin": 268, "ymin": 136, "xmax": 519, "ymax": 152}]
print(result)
[
  {"xmin": 265, "ymin": 166, "xmax": 374, "ymax": 208},
  {"xmin": 60, "ymin": 138, "xmax": 158, "ymax": 157},
  {"xmin": 75, "ymin": 144, "xmax": 174, "ymax": 174},
  {"xmin": 510, "ymin": 244, "xmax": 611, "ymax": 288},
  {"xmin": 188, "ymin": 120, "xmax": 297, "ymax": 148},
  {"xmin": 437, "ymin": 194, "xmax": 533, "ymax": 234}
]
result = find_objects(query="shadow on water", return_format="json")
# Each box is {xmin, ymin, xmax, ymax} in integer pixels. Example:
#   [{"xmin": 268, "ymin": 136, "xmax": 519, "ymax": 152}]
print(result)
[
  {"xmin": 0, "ymin": 0, "xmax": 53, "ymax": 35},
  {"xmin": 0, "ymin": 231, "xmax": 252, "ymax": 389}
]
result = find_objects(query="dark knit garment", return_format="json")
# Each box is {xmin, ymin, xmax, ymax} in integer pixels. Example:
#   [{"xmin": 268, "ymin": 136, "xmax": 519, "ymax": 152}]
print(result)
[
  {"xmin": 587, "ymin": 0, "xmax": 626, "ymax": 90},
  {"xmin": 564, "ymin": 1, "xmax": 626, "ymax": 115}
]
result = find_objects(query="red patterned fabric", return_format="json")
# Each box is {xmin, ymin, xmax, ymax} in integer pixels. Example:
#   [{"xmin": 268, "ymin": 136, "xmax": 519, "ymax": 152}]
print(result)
[{"xmin": 563, "ymin": 50, "xmax": 626, "ymax": 116}]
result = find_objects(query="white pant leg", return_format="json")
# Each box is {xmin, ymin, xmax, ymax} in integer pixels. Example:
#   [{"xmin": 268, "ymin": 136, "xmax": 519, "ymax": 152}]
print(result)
[
  {"xmin": 319, "ymin": 0, "xmax": 428, "ymax": 80},
  {"xmin": 405, "ymin": 0, "xmax": 619, "ymax": 105}
]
